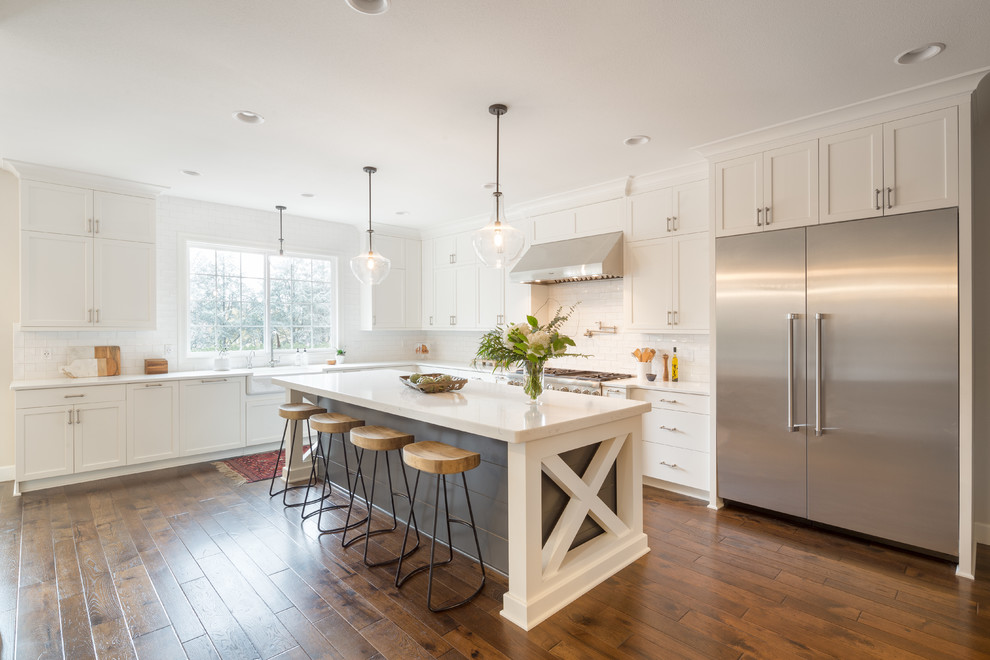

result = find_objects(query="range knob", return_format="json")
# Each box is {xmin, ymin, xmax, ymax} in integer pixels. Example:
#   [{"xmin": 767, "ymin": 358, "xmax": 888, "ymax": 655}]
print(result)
[{"xmin": 559, "ymin": 387, "xmax": 570, "ymax": 392}]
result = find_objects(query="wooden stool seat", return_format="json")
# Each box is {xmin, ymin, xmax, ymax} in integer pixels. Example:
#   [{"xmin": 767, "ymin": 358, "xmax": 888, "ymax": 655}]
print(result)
[
  {"xmin": 278, "ymin": 403, "xmax": 326, "ymax": 420},
  {"xmin": 402, "ymin": 441, "xmax": 480, "ymax": 475},
  {"xmin": 350, "ymin": 426, "xmax": 414, "ymax": 452},
  {"xmin": 310, "ymin": 413, "xmax": 364, "ymax": 434}
]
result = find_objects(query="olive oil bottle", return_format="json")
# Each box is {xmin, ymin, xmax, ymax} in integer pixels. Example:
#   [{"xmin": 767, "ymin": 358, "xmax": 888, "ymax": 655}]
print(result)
[{"xmin": 671, "ymin": 347, "xmax": 679, "ymax": 382}]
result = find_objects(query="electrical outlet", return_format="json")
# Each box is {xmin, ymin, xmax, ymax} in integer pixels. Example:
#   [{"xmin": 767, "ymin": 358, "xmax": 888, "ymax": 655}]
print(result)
[
  {"xmin": 42, "ymin": 349, "xmax": 52, "ymax": 360},
  {"xmin": 164, "ymin": 344, "xmax": 174, "ymax": 356}
]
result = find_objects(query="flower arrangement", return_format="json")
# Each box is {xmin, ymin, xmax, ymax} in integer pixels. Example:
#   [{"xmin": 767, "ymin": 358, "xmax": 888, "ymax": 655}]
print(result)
[{"xmin": 474, "ymin": 305, "xmax": 588, "ymax": 401}]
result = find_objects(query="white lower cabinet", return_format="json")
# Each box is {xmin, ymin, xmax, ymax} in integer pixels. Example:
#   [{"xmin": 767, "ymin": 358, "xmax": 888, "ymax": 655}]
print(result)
[
  {"xmin": 15, "ymin": 384, "xmax": 126, "ymax": 481},
  {"xmin": 629, "ymin": 389, "xmax": 710, "ymax": 492},
  {"xmin": 179, "ymin": 378, "xmax": 245, "ymax": 456},
  {"xmin": 127, "ymin": 382, "xmax": 179, "ymax": 464},
  {"xmin": 246, "ymin": 394, "xmax": 287, "ymax": 447}
]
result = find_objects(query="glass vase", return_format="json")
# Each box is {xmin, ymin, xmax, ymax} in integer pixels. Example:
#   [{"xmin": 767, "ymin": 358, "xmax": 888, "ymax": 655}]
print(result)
[{"xmin": 522, "ymin": 360, "xmax": 546, "ymax": 402}]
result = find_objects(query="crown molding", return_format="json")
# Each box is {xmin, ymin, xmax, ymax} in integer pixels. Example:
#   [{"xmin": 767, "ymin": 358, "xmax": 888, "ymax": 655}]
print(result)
[
  {"xmin": 5, "ymin": 160, "xmax": 169, "ymax": 197},
  {"xmin": 694, "ymin": 67, "xmax": 990, "ymax": 160}
]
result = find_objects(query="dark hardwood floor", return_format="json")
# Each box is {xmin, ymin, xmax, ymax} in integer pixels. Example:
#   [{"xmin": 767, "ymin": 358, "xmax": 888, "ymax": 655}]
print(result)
[{"xmin": 1, "ymin": 462, "xmax": 989, "ymax": 659}]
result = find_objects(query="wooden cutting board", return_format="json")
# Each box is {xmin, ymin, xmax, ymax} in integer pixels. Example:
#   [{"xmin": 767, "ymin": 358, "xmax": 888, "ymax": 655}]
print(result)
[{"xmin": 95, "ymin": 346, "xmax": 121, "ymax": 376}]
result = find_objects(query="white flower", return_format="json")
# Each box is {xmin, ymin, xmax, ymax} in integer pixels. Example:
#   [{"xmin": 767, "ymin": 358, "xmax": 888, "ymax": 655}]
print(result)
[{"xmin": 529, "ymin": 330, "xmax": 550, "ymax": 349}]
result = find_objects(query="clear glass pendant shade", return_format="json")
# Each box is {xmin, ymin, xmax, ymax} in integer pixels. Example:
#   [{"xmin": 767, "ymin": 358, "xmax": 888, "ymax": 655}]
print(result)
[
  {"xmin": 350, "ymin": 249, "xmax": 391, "ymax": 285},
  {"xmin": 350, "ymin": 165, "xmax": 391, "ymax": 286},
  {"xmin": 473, "ymin": 191, "xmax": 524, "ymax": 269}
]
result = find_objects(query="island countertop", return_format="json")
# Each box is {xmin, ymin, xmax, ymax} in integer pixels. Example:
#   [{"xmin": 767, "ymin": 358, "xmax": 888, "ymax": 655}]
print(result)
[{"xmin": 273, "ymin": 368, "xmax": 650, "ymax": 444}]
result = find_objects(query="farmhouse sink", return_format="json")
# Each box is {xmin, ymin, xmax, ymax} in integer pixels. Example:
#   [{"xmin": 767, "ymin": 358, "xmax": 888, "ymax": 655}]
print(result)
[{"xmin": 245, "ymin": 365, "xmax": 326, "ymax": 395}]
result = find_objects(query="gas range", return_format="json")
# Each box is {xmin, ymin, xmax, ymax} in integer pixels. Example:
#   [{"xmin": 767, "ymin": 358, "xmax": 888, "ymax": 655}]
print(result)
[{"xmin": 505, "ymin": 367, "xmax": 633, "ymax": 396}]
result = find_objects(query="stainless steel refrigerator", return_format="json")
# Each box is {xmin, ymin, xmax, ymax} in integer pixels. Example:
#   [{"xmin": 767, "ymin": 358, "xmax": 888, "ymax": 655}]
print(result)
[{"xmin": 715, "ymin": 209, "xmax": 959, "ymax": 556}]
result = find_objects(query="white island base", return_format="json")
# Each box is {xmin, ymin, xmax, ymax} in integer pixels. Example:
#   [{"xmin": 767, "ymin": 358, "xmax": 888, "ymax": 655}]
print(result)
[{"xmin": 273, "ymin": 370, "xmax": 650, "ymax": 631}]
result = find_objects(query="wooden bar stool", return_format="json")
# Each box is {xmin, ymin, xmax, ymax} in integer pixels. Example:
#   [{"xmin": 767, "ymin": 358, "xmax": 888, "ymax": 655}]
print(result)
[
  {"xmin": 395, "ymin": 440, "xmax": 486, "ymax": 612},
  {"xmin": 269, "ymin": 402, "xmax": 326, "ymax": 508},
  {"xmin": 301, "ymin": 412, "xmax": 366, "ymax": 534},
  {"xmin": 341, "ymin": 425, "xmax": 421, "ymax": 567}
]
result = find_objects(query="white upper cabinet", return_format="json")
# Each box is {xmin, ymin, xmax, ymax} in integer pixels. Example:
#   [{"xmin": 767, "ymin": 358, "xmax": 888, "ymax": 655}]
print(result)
[
  {"xmin": 715, "ymin": 141, "xmax": 818, "ymax": 237},
  {"xmin": 477, "ymin": 265, "xmax": 505, "ymax": 328},
  {"xmin": 624, "ymin": 234, "xmax": 709, "ymax": 334},
  {"xmin": 433, "ymin": 231, "xmax": 476, "ymax": 267},
  {"xmin": 883, "ymin": 108, "xmax": 959, "ymax": 214},
  {"xmin": 763, "ymin": 140, "xmax": 819, "ymax": 230},
  {"xmin": 22, "ymin": 181, "xmax": 93, "ymax": 235},
  {"xmin": 532, "ymin": 198, "xmax": 622, "ymax": 244},
  {"xmin": 18, "ymin": 168, "xmax": 160, "ymax": 330},
  {"xmin": 820, "ymin": 107, "xmax": 958, "ymax": 223},
  {"xmin": 21, "ymin": 231, "xmax": 93, "ymax": 327},
  {"xmin": 93, "ymin": 191, "xmax": 157, "ymax": 242},
  {"xmin": 819, "ymin": 125, "xmax": 883, "ymax": 223},
  {"xmin": 94, "ymin": 239, "xmax": 156, "ymax": 328},
  {"xmin": 715, "ymin": 153, "xmax": 763, "ymax": 236},
  {"xmin": 360, "ymin": 235, "xmax": 421, "ymax": 330},
  {"xmin": 628, "ymin": 180, "xmax": 707, "ymax": 241}
]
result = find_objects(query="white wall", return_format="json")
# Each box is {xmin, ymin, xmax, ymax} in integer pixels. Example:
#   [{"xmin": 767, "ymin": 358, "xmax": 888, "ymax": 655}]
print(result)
[{"xmin": 0, "ymin": 170, "xmax": 19, "ymax": 473}]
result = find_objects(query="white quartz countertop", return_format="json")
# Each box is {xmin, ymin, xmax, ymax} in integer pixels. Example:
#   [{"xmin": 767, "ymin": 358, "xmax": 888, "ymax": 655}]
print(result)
[{"xmin": 273, "ymin": 369, "xmax": 651, "ymax": 444}]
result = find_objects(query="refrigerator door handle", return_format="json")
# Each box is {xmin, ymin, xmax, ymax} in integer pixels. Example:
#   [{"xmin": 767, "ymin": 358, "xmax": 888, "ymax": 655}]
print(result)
[
  {"xmin": 787, "ymin": 313, "xmax": 797, "ymax": 431},
  {"xmin": 815, "ymin": 312, "xmax": 823, "ymax": 436}
]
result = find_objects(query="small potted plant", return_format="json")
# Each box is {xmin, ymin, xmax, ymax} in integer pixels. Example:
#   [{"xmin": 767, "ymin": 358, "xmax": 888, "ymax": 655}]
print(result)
[
  {"xmin": 214, "ymin": 340, "xmax": 231, "ymax": 371},
  {"xmin": 335, "ymin": 346, "xmax": 346, "ymax": 364}
]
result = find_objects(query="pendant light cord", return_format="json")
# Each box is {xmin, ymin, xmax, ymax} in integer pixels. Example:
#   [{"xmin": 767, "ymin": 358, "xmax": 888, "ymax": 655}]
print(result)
[
  {"xmin": 495, "ymin": 110, "xmax": 500, "ymax": 195},
  {"xmin": 367, "ymin": 167, "xmax": 374, "ymax": 254}
]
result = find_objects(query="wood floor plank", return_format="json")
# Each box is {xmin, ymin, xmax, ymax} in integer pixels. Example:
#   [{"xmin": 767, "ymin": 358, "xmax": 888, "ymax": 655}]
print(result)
[
  {"xmin": 19, "ymin": 493, "xmax": 55, "ymax": 587},
  {"xmin": 269, "ymin": 567, "xmax": 332, "ymax": 622},
  {"xmin": 168, "ymin": 512, "xmax": 222, "ymax": 560},
  {"xmin": 75, "ymin": 537, "xmax": 127, "ymax": 627},
  {"xmin": 16, "ymin": 580, "xmax": 62, "ymax": 659},
  {"xmin": 58, "ymin": 591, "xmax": 97, "ymax": 660},
  {"xmin": 275, "ymin": 607, "xmax": 346, "ymax": 660},
  {"xmin": 91, "ymin": 616, "xmax": 137, "ymax": 660},
  {"xmin": 196, "ymin": 552, "xmax": 296, "ymax": 658},
  {"xmin": 180, "ymin": 576, "xmax": 259, "ymax": 660},
  {"xmin": 0, "ymin": 607, "xmax": 15, "ymax": 660},
  {"xmin": 139, "ymin": 548, "xmax": 207, "ymax": 643},
  {"xmin": 113, "ymin": 564, "xmax": 171, "ymax": 638},
  {"xmin": 132, "ymin": 626, "xmax": 187, "ymax": 660},
  {"xmin": 140, "ymin": 508, "xmax": 205, "ymax": 584},
  {"xmin": 212, "ymin": 532, "xmax": 294, "ymax": 614},
  {"xmin": 361, "ymin": 617, "xmax": 437, "ymax": 660},
  {"xmin": 96, "ymin": 519, "xmax": 142, "ymax": 573},
  {"xmin": 182, "ymin": 634, "xmax": 223, "ymax": 660},
  {"xmin": 0, "ymin": 530, "xmax": 20, "ymax": 612}
]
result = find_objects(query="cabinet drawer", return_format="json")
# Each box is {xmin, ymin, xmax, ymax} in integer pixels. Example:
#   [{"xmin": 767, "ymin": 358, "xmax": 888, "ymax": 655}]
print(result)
[
  {"xmin": 17, "ymin": 384, "xmax": 126, "ymax": 409},
  {"xmin": 642, "ymin": 443, "xmax": 709, "ymax": 490},
  {"xmin": 628, "ymin": 389, "xmax": 709, "ymax": 414},
  {"xmin": 642, "ymin": 409, "xmax": 709, "ymax": 452}
]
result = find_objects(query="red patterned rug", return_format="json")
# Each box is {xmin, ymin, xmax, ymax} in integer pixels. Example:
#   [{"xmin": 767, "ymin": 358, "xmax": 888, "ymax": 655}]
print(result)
[{"xmin": 215, "ymin": 448, "xmax": 307, "ymax": 484}]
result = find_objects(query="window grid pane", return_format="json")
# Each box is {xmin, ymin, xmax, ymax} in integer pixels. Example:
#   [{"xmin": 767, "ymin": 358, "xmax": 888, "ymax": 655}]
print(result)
[{"xmin": 187, "ymin": 246, "xmax": 335, "ymax": 354}]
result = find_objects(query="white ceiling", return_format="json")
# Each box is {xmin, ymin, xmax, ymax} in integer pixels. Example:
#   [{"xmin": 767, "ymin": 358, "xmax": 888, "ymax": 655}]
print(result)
[{"xmin": 2, "ymin": 0, "xmax": 990, "ymax": 229}]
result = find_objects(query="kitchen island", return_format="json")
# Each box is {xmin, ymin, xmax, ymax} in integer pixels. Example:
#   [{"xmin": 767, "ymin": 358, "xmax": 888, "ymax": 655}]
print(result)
[{"xmin": 272, "ymin": 369, "xmax": 651, "ymax": 630}]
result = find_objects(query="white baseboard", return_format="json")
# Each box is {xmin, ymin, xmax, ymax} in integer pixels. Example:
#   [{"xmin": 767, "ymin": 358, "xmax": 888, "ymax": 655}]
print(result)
[
  {"xmin": 0, "ymin": 464, "xmax": 13, "ymax": 482},
  {"xmin": 976, "ymin": 522, "xmax": 990, "ymax": 545}
]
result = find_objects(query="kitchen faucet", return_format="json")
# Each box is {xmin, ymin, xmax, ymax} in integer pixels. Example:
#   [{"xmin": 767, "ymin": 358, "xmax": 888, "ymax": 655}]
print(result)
[{"xmin": 269, "ymin": 331, "xmax": 281, "ymax": 367}]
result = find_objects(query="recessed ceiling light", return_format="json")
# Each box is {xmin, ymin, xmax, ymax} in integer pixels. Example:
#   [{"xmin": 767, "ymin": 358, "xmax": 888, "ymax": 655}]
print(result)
[
  {"xmin": 301, "ymin": 193, "xmax": 315, "ymax": 198},
  {"xmin": 345, "ymin": 0, "xmax": 389, "ymax": 14},
  {"xmin": 624, "ymin": 135, "xmax": 651, "ymax": 146},
  {"xmin": 482, "ymin": 182, "xmax": 497, "ymax": 190},
  {"xmin": 395, "ymin": 211, "xmax": 410, "ymax": 216},
  {"xmin": 180, "ymin": 170, "xmax": 201, "ymax": 176},
  {"xmin": 232, "ymin": 110, "xmax": 265, "ymax": 124},
  {"xmin": 895, "ymin": 43, "xmax": 945, "ymax": 65}
]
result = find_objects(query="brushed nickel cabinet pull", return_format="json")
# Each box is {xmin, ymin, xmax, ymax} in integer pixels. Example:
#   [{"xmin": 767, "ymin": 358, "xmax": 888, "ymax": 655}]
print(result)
[
  {"xmin": 64, "ymin": 394, "xmax": 85, "ymax": 398},
  {"xmin": 144, "ymin": 383, "xmax": 163, "ymax": 388},
  {"xmin": 659, "ymin": 460, "xmax": 679, "ymax": 468},
  {"xmin": 764, "ymin": 206, "xmax": 771, "ymax": 225},
  {"xmin": 658, "ymin": 425, "xmax": 679, "ymax": 432},
  {"xmin": 756, "ymin": 207, "xmax": 763, "ymax": 226},
  {"xmin": 87, "ymin": 218, "xmax": 93, "ymax": 233},
  {"xmin": 201, "ymin": 378, "xmax": 229, "ymax": 383},
  {"xmin": 94, "ymin": 219, "xmax": 100, "ymax": 234},
  {"xmin": 886, "ymin": 187, "xmax": 893, "ymax": 209},
  {"xmin": 874, "ymin": 188, "xmax": 882, "ymax": 211},
  {"xmin": 666, "ymin": 217, "xmax": 672, "ymax": 232},
  {"xmin": 75, "ymin": 409, "xmax": 81, "ymax": 424},
  {"xmin": 672, "ymin": 216, "xmax": 679, "ymax": 231},
  {"xmin": 67, "ymin": 410, "xmax": 73, "ymax": 425}
]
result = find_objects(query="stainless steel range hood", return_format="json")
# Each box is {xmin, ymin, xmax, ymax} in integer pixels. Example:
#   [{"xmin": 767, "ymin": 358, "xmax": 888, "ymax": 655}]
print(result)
[{"xmin": 510, "ymin": 231, "xmax": 623, "ymax": 284}]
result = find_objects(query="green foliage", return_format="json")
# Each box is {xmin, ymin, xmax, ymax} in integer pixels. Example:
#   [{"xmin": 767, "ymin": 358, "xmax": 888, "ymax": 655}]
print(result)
[{"xmin": 473, "ymin": 304, "xmax": 589, "ymax": 371}]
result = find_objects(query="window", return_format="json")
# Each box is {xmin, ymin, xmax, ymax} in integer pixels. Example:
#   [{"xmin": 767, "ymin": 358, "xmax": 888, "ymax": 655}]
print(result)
[{"xmin": 186, "ymin": 244, "xmax": 336, "ymax": 354}]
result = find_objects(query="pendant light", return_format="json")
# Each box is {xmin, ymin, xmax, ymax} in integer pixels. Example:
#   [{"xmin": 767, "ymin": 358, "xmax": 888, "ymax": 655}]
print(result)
[
  {"xmin": 350, "ymin": 166, "xmax": 391, "ymax": 285},
  {"xmin": 472, "ymin": 103, "xmax": 524, "ymax": 269},
  {"xmin": 275, "ymin": 205, "xmax": 286, "ymax": 255}
]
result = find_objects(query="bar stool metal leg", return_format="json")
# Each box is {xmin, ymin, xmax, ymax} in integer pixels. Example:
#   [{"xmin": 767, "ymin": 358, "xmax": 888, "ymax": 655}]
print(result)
[
  {"xmin": 312, "ymin": 432, "xmax": 367, "ymax": 533},
  {"xmin": 341, "ymin": 446, "xmax": 421, "ymax": 566},
  {"xmin": 395, "ymin": 471, "xmax": 486, "ymax": 611}
]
